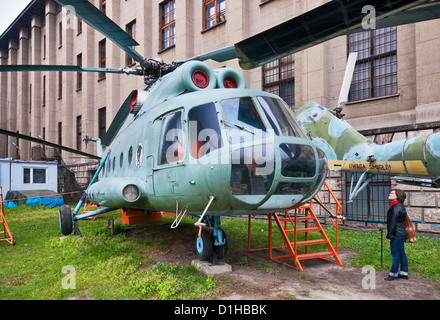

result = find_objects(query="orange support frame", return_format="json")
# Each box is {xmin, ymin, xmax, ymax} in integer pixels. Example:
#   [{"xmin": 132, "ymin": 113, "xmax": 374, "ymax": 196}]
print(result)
[
  {"xmin": 0, "ymin": 187, "xmax": 15, "ymax": 245},
  {"xmin": 121, "ymin": 208, "xmax": 162, "ymax": 225},
  {"xmin": 248, "ymin": 181, "xmax": 343, "ymax": 271}
]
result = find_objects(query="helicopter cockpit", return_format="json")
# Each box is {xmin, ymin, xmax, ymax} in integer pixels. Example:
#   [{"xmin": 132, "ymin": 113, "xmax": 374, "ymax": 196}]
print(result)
[
  {"xmin": 155, "ymin": 87, "xmax": 328, "ymax": 214},
  {"xmin": 218, "ymin": 93, "xmax": 327, "ymax": 211}
]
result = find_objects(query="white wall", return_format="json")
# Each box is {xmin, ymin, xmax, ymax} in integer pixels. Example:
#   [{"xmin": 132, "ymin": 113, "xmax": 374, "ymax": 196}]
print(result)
[{"xmin": 0, "ymin": 158, "xmax": 58, "ymax": 194}]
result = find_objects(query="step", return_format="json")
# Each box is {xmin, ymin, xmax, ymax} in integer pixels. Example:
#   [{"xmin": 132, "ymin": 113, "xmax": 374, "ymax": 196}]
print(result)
[
  {"xmin": 293, "ymin": 239, "xmax": 328, "ymax": 246},
  {"xmin": 277, "ymin": 215, "xmax": 315, "ymax": 222},
  {"xmin": 297, "ymin": 251, "xmax": 335, "ymax": 260},
  {"xmin": 284, "ymin": 227, "xmax": 321, "ymax": 233}
]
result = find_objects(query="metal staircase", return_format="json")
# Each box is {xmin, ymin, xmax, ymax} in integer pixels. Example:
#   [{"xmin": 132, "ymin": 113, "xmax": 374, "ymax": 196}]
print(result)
[
  {"xmin": 248, "ymin": 181, "xmax": 343, "ymax": 271},
  {"xmin": 0, "ymin": 187, "xmax": 15, "ymax": 245}
]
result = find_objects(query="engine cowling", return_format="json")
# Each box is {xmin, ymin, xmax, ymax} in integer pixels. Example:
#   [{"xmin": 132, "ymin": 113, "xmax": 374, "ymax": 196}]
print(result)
[{"xmin": 214, "ymin": 67, "xmax": 246, "ymax": 89}]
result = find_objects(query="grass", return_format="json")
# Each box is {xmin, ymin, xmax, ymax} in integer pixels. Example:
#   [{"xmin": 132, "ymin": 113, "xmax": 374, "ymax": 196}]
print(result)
[
  {"xmin": 0, "ymin": 205, "xmax": 218, "ymax": 300},
  {"xmin": 1, "ymin": 205, "xmax": 440, "ymax": 299}
]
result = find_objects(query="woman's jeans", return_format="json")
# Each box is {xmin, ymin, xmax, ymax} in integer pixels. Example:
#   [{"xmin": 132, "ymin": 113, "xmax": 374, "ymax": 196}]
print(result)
[{"xmin": 389, "ymin": 235, "xmax": 408, "ymax": 277}]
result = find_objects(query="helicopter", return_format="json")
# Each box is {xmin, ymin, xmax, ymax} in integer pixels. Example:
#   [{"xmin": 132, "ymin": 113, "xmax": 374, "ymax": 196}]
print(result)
[{"xmin": 1, "ymin": 0, "xmax": 440, "ymax": 263}]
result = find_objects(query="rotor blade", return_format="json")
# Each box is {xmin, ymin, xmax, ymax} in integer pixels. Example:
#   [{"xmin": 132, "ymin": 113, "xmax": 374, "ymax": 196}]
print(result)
[
  {"xmin": 54, "ymin": 0, "xmax": 145, "ymax": 65},
  {"xmin": 351, "ymin": 1, "xmax": 440, "ymax": 32},
  {"xmin": 181, "ymin": 46, "xmax": 237, "ymax": 64},
  {"xmin": 337, "ymin": 52, "xmax": 358, "ymax": 108},
  {"xmin": 0, "ymin": 128, "xmax": 100, "ymax": 160},
  {"xmin": 235, "ymin": 0, "xmax": 435, "ymax": 70},
  {"xmin": 0, "ymin": 65, "xmax": 124, "ymax": 74}
]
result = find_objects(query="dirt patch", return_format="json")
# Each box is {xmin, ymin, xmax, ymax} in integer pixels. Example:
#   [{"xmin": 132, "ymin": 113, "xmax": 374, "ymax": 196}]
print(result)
[
  {"xmin": 220, "ymin": 248, "xmax": 440, "ymax": 300},
  {"xmin": 126, "ymin": 225, "xmax": 440, "ymax": 300}
]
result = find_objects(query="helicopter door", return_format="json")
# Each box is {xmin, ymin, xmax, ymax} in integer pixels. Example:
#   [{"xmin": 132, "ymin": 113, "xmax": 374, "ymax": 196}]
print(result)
[{"xmin": 153, "ymin": 110, "xmax": 185, "ymax": 197}]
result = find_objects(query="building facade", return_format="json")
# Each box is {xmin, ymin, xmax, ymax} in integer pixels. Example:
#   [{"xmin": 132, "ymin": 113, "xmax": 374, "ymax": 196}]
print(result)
[{"xmin": 1, "ymin": 0, "xmax": 439, "ymax": 231}]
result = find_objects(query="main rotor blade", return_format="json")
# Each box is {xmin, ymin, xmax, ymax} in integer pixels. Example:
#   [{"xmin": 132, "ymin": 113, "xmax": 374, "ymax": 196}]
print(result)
[
  {"xmin": 54, "ymin": 0, "xmax": 145, "ymax": 65},
  {"xmin": 0, "ymin": 128, "xmax": 100, "ymax": 160},
  {"xmin": 235, "ymin": 0, "xmax": 437, "ymax": 70},
  {"xmin": 0, "ymin": 65, "xmax": 124, "ymax": 74},
  {"xmin": 181, "ymin": 46, "xmax": 237, "ymax": 64}
]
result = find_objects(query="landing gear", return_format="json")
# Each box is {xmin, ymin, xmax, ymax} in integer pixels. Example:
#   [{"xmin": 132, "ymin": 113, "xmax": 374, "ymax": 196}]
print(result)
[
  {"xmin": 195, "ymin": 229, "xmax": 213, "ymax": 261},
  {"xmin": 59, "ymin": 205, "xmax": 73, "ymax": 235},
  {"xmin": 194, "ymin": 216, "xmax": 228, "ymax": 264}
]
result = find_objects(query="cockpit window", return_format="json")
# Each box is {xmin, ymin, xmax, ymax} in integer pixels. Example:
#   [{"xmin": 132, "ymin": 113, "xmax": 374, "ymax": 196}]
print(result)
[
  {"xmin": 158, "ymin": 111, "xmax": 183, "ymax": 165},
  {"xmin": 188, "ymin": 103, "xmax": 222, "ymax": 158},
  {"xmin": 220, "ymin": 97, "xmax": 267, "ymax": 143},
  {"xmin": 257, "ymin": 96, "xmax": 306, "ymax": 138}
]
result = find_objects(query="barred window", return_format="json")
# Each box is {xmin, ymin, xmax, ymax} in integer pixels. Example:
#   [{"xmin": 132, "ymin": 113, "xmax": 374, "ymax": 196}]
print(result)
[
  {"xmin": 344, "ymin": 172, "xmax": 391, "ymax": 222},
  {"xmin": 348, "ymin": 27, "xmax": 397, "ymax": 102},
  {"xmin": 262, "ymin": 54, "xmax": 295, "ymax": 108}
]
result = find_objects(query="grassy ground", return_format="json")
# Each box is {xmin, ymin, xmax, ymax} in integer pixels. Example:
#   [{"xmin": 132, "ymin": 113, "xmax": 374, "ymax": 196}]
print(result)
[{"xmin": 1, "ymin": 205, "xmax": 439, "ymax": 299}]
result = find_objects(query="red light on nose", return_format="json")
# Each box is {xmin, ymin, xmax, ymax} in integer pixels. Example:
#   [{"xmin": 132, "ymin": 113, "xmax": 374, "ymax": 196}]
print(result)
[
  {"xmin": 223, "ymin": 77, "xmax": 237, "ymax": 88},
  {"xmin": 192, "ymin": 70, "xmax": 209, "ymax": 88}
]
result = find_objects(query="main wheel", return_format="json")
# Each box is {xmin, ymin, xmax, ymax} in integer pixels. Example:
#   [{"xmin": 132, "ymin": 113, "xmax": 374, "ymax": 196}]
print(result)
[
  {"xmin": 59, "ymin": 205, "xmax": 73, "ymax": 235},
  {"xmin": 215, "ymin": 230, "xmax": 228, "ymax": 260},
  {"xmin": 195, "ymin": 229, "xmax": 213, "ymax": 261}
]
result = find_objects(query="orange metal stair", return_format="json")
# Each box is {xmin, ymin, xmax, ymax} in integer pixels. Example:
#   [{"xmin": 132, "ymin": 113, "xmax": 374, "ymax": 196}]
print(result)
[
  {"xmin": 0, "ymin": 187, "xmax": 15, "ymax": 245},
  {"xmin": 248, "ymin": 181, "xmax": 343, "ymax": 271}
]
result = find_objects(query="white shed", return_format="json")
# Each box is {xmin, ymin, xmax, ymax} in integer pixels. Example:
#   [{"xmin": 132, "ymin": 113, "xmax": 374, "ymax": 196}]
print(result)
[{"xmin": 0, "ymin": 158, "xmax": 58, "ymax": 195}]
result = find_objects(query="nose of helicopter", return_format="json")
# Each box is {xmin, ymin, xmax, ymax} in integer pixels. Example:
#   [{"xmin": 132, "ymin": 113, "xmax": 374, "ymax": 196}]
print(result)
[{"xmin": 229, "ymin": 139, "xmax": 327, "ymax": 210}]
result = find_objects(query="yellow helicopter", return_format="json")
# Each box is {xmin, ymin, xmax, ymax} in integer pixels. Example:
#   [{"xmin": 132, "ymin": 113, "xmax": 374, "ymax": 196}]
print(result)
[{"xmin": 1, "ymin": 0, "xmax": 440, "ymax": 263}]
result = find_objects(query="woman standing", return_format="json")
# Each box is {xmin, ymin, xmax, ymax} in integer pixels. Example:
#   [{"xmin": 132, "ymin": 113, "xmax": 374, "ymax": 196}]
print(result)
[{"xmin": 384, "ymin": 189, "xmax": 409, "ymax": 281}]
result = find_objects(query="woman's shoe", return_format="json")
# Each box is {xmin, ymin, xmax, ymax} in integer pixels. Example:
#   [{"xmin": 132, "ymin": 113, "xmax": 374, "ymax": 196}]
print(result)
[
  {"xmin": 384, "ymin": 275, "xmax": 398, "ymax": 281},
  {"xmin": 398, "ymin": 274, "xmax": 409, "ymax": 279}
]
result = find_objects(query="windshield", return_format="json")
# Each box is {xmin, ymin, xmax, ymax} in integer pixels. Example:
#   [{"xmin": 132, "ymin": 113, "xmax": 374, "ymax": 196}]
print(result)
[
  {"xmin": 220, "ymin": 97, "xmax": 267, "ymax": 143},
  {"xmin": 257, "ymin": 96, "xmax": 306, "ymax": 138}
]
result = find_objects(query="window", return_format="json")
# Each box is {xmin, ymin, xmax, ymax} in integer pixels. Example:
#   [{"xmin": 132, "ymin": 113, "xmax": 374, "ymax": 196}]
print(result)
[
  {"xmin": 98, "ymin": 39, "xmax": 106, "ymax": 80},
  {"xmin": 161, "ymin": 0, "xmax": 175, "ymax": 50},
  {"xmin": 345, "ymin": 172, "xmax": 391, "ymax": 221},
  {"xmin": 204, "ymin": 0, "xmax": 225, "ymax": 29},
  {"xmin": 100, "ymin": 0, "xmax": 106, "ymax": 14},
  {"xmin": 126, "ymin": 20, "xmax": 136, "ymax": 65},
  {"xmin": 43, "ymin": 35, "xmax": 46, "ymax": 59},
  {"xmin": 29, "ymin": 84, "xmax": 32, "ymax": 114},
  {"xmin": 42, "ymin": 75, "xmax": 46, "ymax": 107},
  {"xmin": 348, "ymin": 27, "xmax": 397, "ymax": 101},
  {"xmin": 23, "ymin": 168, "xmax": 47, "ymax": 184},
  {"xmin": 77, "ymin": 18, "xmax": 82, "ymax": 34},
  {"xmin": 262, "ymin": 54, "xmax": 295, "ymax": 107},
  {"xmin": 59, "ymin": 22, "xmax": 63, "ymax": 47},
  {"xmin": 257, "ymin": 96, "xmax": 305, "ymax": 138},
  {"xmin": 128, "ymin": 146, "xmax": 133, "ymax": 164},
  {"xmin": 158, "ymin": 111, "xmax": 183, "ymax": 165},
  {"xmin": 98, "ymin": 107, "xmax": 106, "ymax": 139},
  {"xmin": 58, "ymin": 71, "xmax": 62, "ymax": 99},
  {"xmin": 77, "ymin": 53, "xmax": 82, "ymax": 90},
  {"xmin": 188, "ymin": 103, "xmax": 222, "ymax": 158},
  {"xmin": 76, "ymin": 116, "xmax": 82, "ymax": 150},
  {"xmin": 220, "ymin": 97, "xmax": 267, "ymax": 143},
  {"xmin": 58, "ymin": 122, "xmax": 62, "ymax": 146}
]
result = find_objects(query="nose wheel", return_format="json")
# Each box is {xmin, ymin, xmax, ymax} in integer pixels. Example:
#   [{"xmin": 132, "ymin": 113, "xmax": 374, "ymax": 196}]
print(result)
[
  {"xmin": 194, "ymin": 216, "xmax": 228, "ymax": 264},
  {"xmin": 195, "ymin": 229, "xmax": 213, "ymax": 261}
]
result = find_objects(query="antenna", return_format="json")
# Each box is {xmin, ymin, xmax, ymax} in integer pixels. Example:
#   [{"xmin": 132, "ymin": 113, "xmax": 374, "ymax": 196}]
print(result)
[{"xmin": 334, "ymin": 52, "xmax": 358, "ymax": 119}]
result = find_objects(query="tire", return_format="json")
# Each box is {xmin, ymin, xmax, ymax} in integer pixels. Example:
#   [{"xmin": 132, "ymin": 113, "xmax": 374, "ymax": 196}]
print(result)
[
  {"xmin": 215, "ymin": 230, "xmax": 228, "ymax": 260},
  {"xmin": 59, "ymin": 205, "xmax": 73, "ymax": 235},
  {"xmin": 195, "ymin": 229, "xmax": 213, "ymax": 261}
]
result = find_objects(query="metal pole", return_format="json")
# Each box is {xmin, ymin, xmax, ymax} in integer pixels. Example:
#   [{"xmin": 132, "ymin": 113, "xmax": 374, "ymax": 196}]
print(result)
[{"xmin": 380, "ymin": 228, "xmax": 383, "ymax": 267}]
